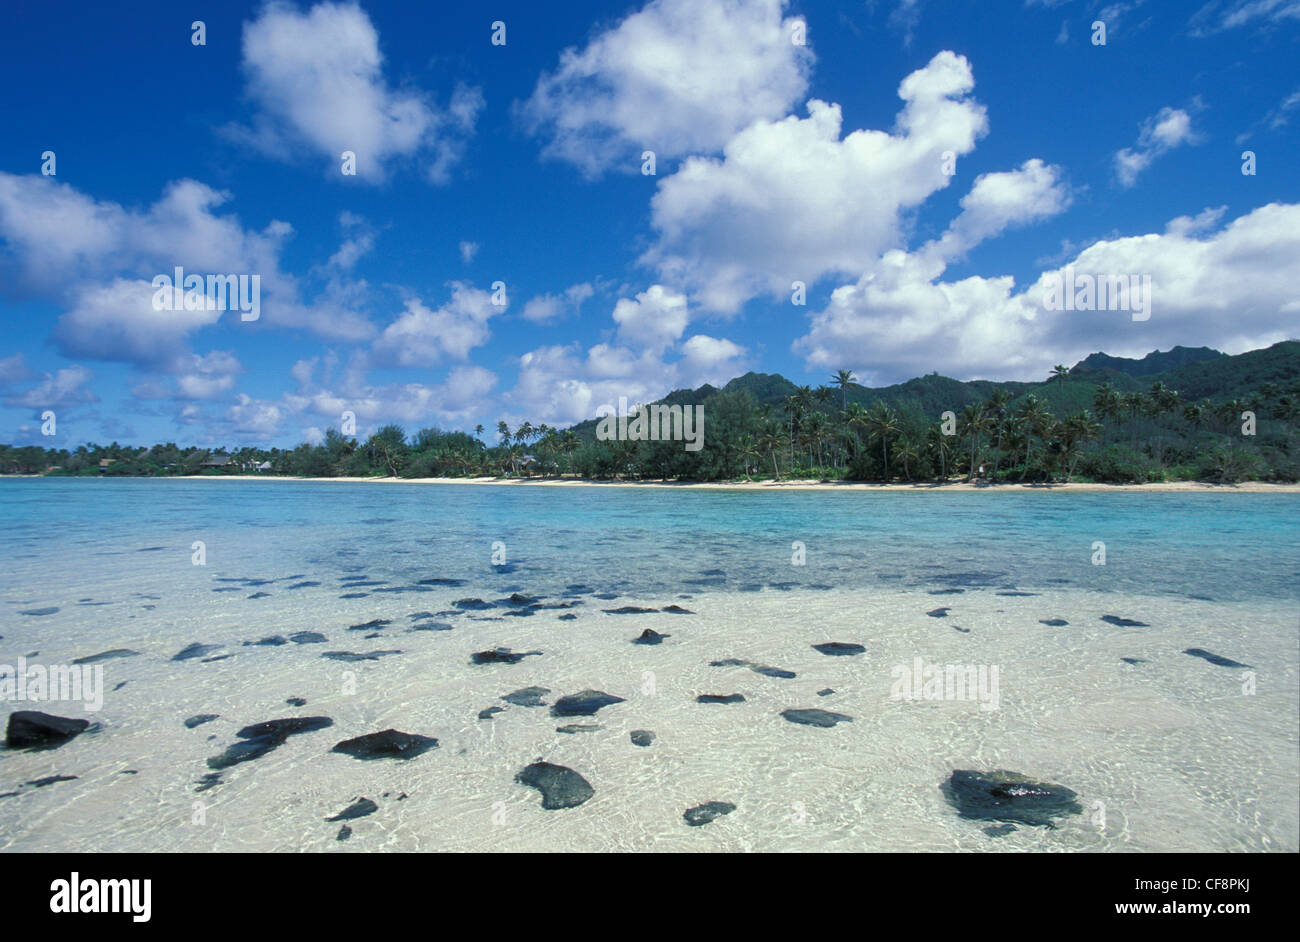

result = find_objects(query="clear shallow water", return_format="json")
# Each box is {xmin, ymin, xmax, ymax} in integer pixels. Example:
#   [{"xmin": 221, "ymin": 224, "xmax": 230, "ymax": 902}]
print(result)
[
  {"xmin": 3, "ymin": 479, "xmax": 1299, "ymax": 601},
  {"xmin": 0, "ymin": 480, "xmax": 1297, "ymax": 852}
]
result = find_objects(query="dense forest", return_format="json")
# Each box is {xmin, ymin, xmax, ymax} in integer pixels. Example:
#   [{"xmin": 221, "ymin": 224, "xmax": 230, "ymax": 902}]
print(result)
[{"xmin": 3, "ymin": 342, "xmax": 1298, "ymax": 485}]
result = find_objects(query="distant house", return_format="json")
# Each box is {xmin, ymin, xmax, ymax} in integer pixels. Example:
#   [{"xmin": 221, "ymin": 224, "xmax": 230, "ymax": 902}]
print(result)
[
  {"xmin": 98, "ymin": 459, "xmax": 115, "ymax": 472},
  {"xmin": 254, "ymin": 460, "xmax": 273, "ymax": 472},
  {"xmin": 200, "ymin": 455, "xmax": 231, "ymax": 469}
]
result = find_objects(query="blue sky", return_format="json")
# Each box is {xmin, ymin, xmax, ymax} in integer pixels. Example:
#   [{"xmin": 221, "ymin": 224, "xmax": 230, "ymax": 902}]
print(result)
[{"xmin": 1, "ymin": 0, "xmax": 1297, "ymax": 449}]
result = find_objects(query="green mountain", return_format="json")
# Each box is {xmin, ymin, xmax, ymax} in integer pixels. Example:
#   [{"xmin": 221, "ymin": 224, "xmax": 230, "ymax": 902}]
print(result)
[{"xmin": 1072, "ymin": 345, "xmax": 1225, "ymax": 378}]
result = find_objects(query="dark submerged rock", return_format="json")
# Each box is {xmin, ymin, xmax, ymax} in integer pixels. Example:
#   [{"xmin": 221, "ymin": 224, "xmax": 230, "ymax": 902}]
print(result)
[
  {"xmin": 1101, "ymin": 615, "xmax": 1149, "ymax": 627},
  {"xmin": 696, "ymin": 693, "xmax": 745, "ymax": 705},
  {"xmin": 1183, "ymin": 648, "xmax": 1251, "ymax": 668},
  {"xmin": 781, "ymin": 708, "xmax": 852, "ymax": 728},
  {"xmin": 515, "ymin": 761, "xmax": 594, "ymax": 810},
  {"xmin": 244, "ymin": 636, "xmax": 289, "ymax": 647},
  {"xmin": 926, "ymin": 607, "xmax": 951, "ymax": 618},
  {"xmin": 326, "ymin": 797, "xmax": 378, "ymax": 821},
  {"xmin": 816, "ymin": 688, "xmax": 835, "ymax": 697},
  {"xmin": 321, "ymin": 650, "xmax": 402, "ymax": 662},
  {"xmin": 289, "ymin": 631, "xmax": 328, "ymax": 644},
  {"xmin": 478, "ymin": 706, "xmax": 506, "ymax": 720},
  {"xmin": 337, "ymin": 825, "xmax": 353, "ymax": 841},
  {"xmin": 683, "ymin": 801, "xmax": 735, "ymax": 827},
  {"xmin": 603, "ymin": 605, "xmax": 658, "ymax": 614},
  {"xmin": 71, "ymin": 648, "xmax": 139, "ymax": 664},
  {"xmin": 812, "ymin": 642, "xmax": 865, "ymax": 656},
  {"xmin": 501, "ymin": 686, "xmax": 550, "ymax": 708},
  {"xmin": 1038, "ymin": 618, "xmax": 1069, "ymax": 627},
  {"xmin": 942, "ymin": 769, "xmax": 1083, "ymax": 829},
  {"xmin": 470, "ymin": 647, "xmax": 541, "ymax": 665},
  {"xmin": 207, "ymin": 716, "xmax": 334, "ymax": 770},
  {"xmin": 286, "ymin": 697, "xmax": 307, "ymax": 707},
  {"xmin": 556, "ymin": 724, "xmax": 601, "ymax": 734},
  {"xmin": 5, "ymin": 710, "xmax": 91, "ymax": 750},
  {"xmin": 630, "ymin": 729, "xmax": 655, "ymax": 747},
  {"xmin": 331, "ymin": 729, "xmax": 439, "ymax": 760},
  {"xmin": 752, "ymin": 665, "xmax": 796, "ymax": 679},
  {"xmin": 184, "ymin": 713, "xmax": 220, "ymax": 729},
  {"xmin": 172, "ymin": 642, "xmax": 222, "ymax": 661},
  {"xmin": 551, "ymin": 690, "xmax": 626, "ymax": 717},
  {"xmin": 633, "ymin": 628, "xmax": 669, "ymax": 645}
]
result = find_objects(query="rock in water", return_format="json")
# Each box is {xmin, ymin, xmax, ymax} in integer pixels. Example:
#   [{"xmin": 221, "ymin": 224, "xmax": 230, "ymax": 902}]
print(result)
[
  {"xmin": 501, "ymin": 686, "xmax": 550, "ymax": 708},
  {"xmin": 696, "ymin": 693, "xmax": 745, "ymax": 704},
  {"xmin": 172, "ymin": 642, "xmax": 222, "ymax": 661},
  {"xmin": 184, "ymin": 714, "xmax": 220, "ymax": 729},
  {"xmin": 289, "ymin": 631, "xmax": 327, "ymax": 644},
  {"xmin": 1100, "ymin": 615, "xmax": 1149, "ymax": 627},
  {"xmin": 470, "ymin": 648, "xmax": 541, "ymax": 665},
  {"xmin": 633, "ymin": 628, "xmax": 669, "ymax": 645},
  {"xmin": 683, "ymin": 801, "xmax": 735, "ymax": 827},
  {"xmin": 812, "ymin": 642, "xmax": 865, "ymax": 656},
  {"xmin": 207, "ymin": 717, "xmax": 334, "ymax": 770},
  {"xmin": 331, "ymin": 729, "xmax": 439, "ymax": 760},
  {"xmin": 71, "ymin": 648, "xmax": 139, "ymax": 664},
  {"xmin": 1038, "ymin": 619, "xmax": 1069, "ymax": 627},
  {"xmin": 550, "ymin": 690, "xmax": 626, "ymax": 717},
  {"xmin": 942, "ymin": 770, "xmax": 1082, "ymax": 829},
  {"xmin": 478, "ymin": 706, "xmax": 506, "ymax": 720},
  {"xmin": 781, "ymin": 708, "xmax": 853, "ymax": 728},
  {"xmin": 337, "ymin": 825, "xmax": 352, "ymax": 841},
  {"xmin": 5, "ymin": 711, "xmax": 91, "ymax": 749},
  {"xmin": 630, "ymin": 730, "xmax": 655, "ymax": 747},
  {"xmin": 1183, "ymin": 648, "xmax": 1251, "ymax": 669},
  {"xmin": 926, "ymin": 608, "xmax": 950, "ymax": 618},
  {"xmin": 326, "ymin": 797, "xmax": 378, "ymax": 821},
  {"xmin": 515, "ymin": 761, "xmax": 594, "ymax": 810}
]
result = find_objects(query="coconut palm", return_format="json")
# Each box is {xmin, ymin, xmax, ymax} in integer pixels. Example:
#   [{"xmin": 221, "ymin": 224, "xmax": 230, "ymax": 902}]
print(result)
[
  {"xmin": 1015, "ymin": 395, "xmax": 1053, "ymax": 481},
  {"xmin": 863, "ymin": 402, "xmax": 899, "ymax": 479},
  {"xmin": 958, "ymin": 402, "xmax": 989, "ymax": 482},
  {"xmin": 985, "ymin": 388, "xmax": 1013, "ymax": 483},
  {"xmin": 831, "ymin": 369, "xmax": 857, "ymax": 412}
]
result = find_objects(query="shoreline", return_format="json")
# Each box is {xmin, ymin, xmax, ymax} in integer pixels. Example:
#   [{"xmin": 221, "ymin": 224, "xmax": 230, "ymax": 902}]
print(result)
[{"xmin": 13, "ymin": 475, "xmax": 1300, "ymax": 493}]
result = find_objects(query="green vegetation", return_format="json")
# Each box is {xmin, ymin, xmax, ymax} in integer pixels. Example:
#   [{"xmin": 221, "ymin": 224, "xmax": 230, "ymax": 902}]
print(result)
[{"xmin": 4, "ymin": 342, "xmax": 1298, "ymax": 485}]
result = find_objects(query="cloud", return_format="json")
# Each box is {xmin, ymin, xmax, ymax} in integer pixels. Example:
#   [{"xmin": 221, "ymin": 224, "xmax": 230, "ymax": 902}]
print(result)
[
  {"xmin": 2, "ymin": 364, "xmax": 98, "ymax": 412},
  {"xmin": 1114, "ymin": 106, "xmax": 1200, "ymax": 187},
  {"xmin": 644, "ymin": 51, "xmax": 989, "ymax": 312},
  {"xmin": 795, "ymin": 201, "xmax": 1300, "ymax": 383},
  {"xmin": 611, "ymin": 284, "xmax": 688, "ymax": 351},
  {"xmin": 231, "ymin": 1, "xmax": 480, "ymax": 182},
  {"xmin": 520, "ymin": 282, "xmax": 594, "ymax": 324},
  {"xmin": 518, "ymin": 0, "xmax": 812, "ymax": 177},
  {"xmin": 459, "ymin": 240, "xmax": 479, "ymax": 263},
  {"xmin": 0, "ymin": 173, "xmax": 376, "ymax": 374},
  {"xmin": 366, "ymin": 283, "xmax": 503, "ymax": 368},
  {"xmin": 1191, "ymin": 0, "xmax": 1300, "ymax": 34}
]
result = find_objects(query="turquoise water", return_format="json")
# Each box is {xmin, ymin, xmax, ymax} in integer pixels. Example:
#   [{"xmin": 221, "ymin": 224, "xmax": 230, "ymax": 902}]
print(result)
[
  {"xmin": 1, "ymin": 479, "xmax": 1297, "ymax": 852},
  {"xmin": 2, "ymin": 479, "xmax": 1298, "ymax": 603}
]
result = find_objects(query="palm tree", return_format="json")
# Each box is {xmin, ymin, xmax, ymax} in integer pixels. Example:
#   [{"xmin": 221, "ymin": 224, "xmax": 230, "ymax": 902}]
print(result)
[
  {"xmin": 844, "ymin": 403, "xmax": 869, "ymax": 459},
  {"xmin": 985, "ymin": 388, "xmax": 1012, "ymax": 483},
  {"xmin": 863, "ymin": 402, "xmax": 899, "ymax": 480},
  {"xmin": 1050, "ymin": 364, "xmax": 1070, "ymax": 410},
  {"xmin": 758, "ymin": 428, "xmax": 783, "ymax": 480},
  {"xmin": 831, "ymin": 369, "xmax": 857, "ymax": 413},
  {"xmin": 926, "ymin": 424, "xmax": 953, "ymax": 481},
  {"xmin": 894, "ymin": 437, "xmax": 920, "ymax": 481},
  {"xmin": 958, "ymin": 403, "xmax": 989, "ymax": 482},
  {"xmin": 1015, "ymin": 395, "xmax": 1052, "ymax": 481},
  {"xmin": 1060, "ymin": 411, "xmax": 1101, "ymax": 482},
  {"xmin": 474, "ymin": 424, "xmax": 484, "ymax": 440},
  {"xmin": 734, "ymin": 435, "xmax": 760, "ymax": 481}
]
